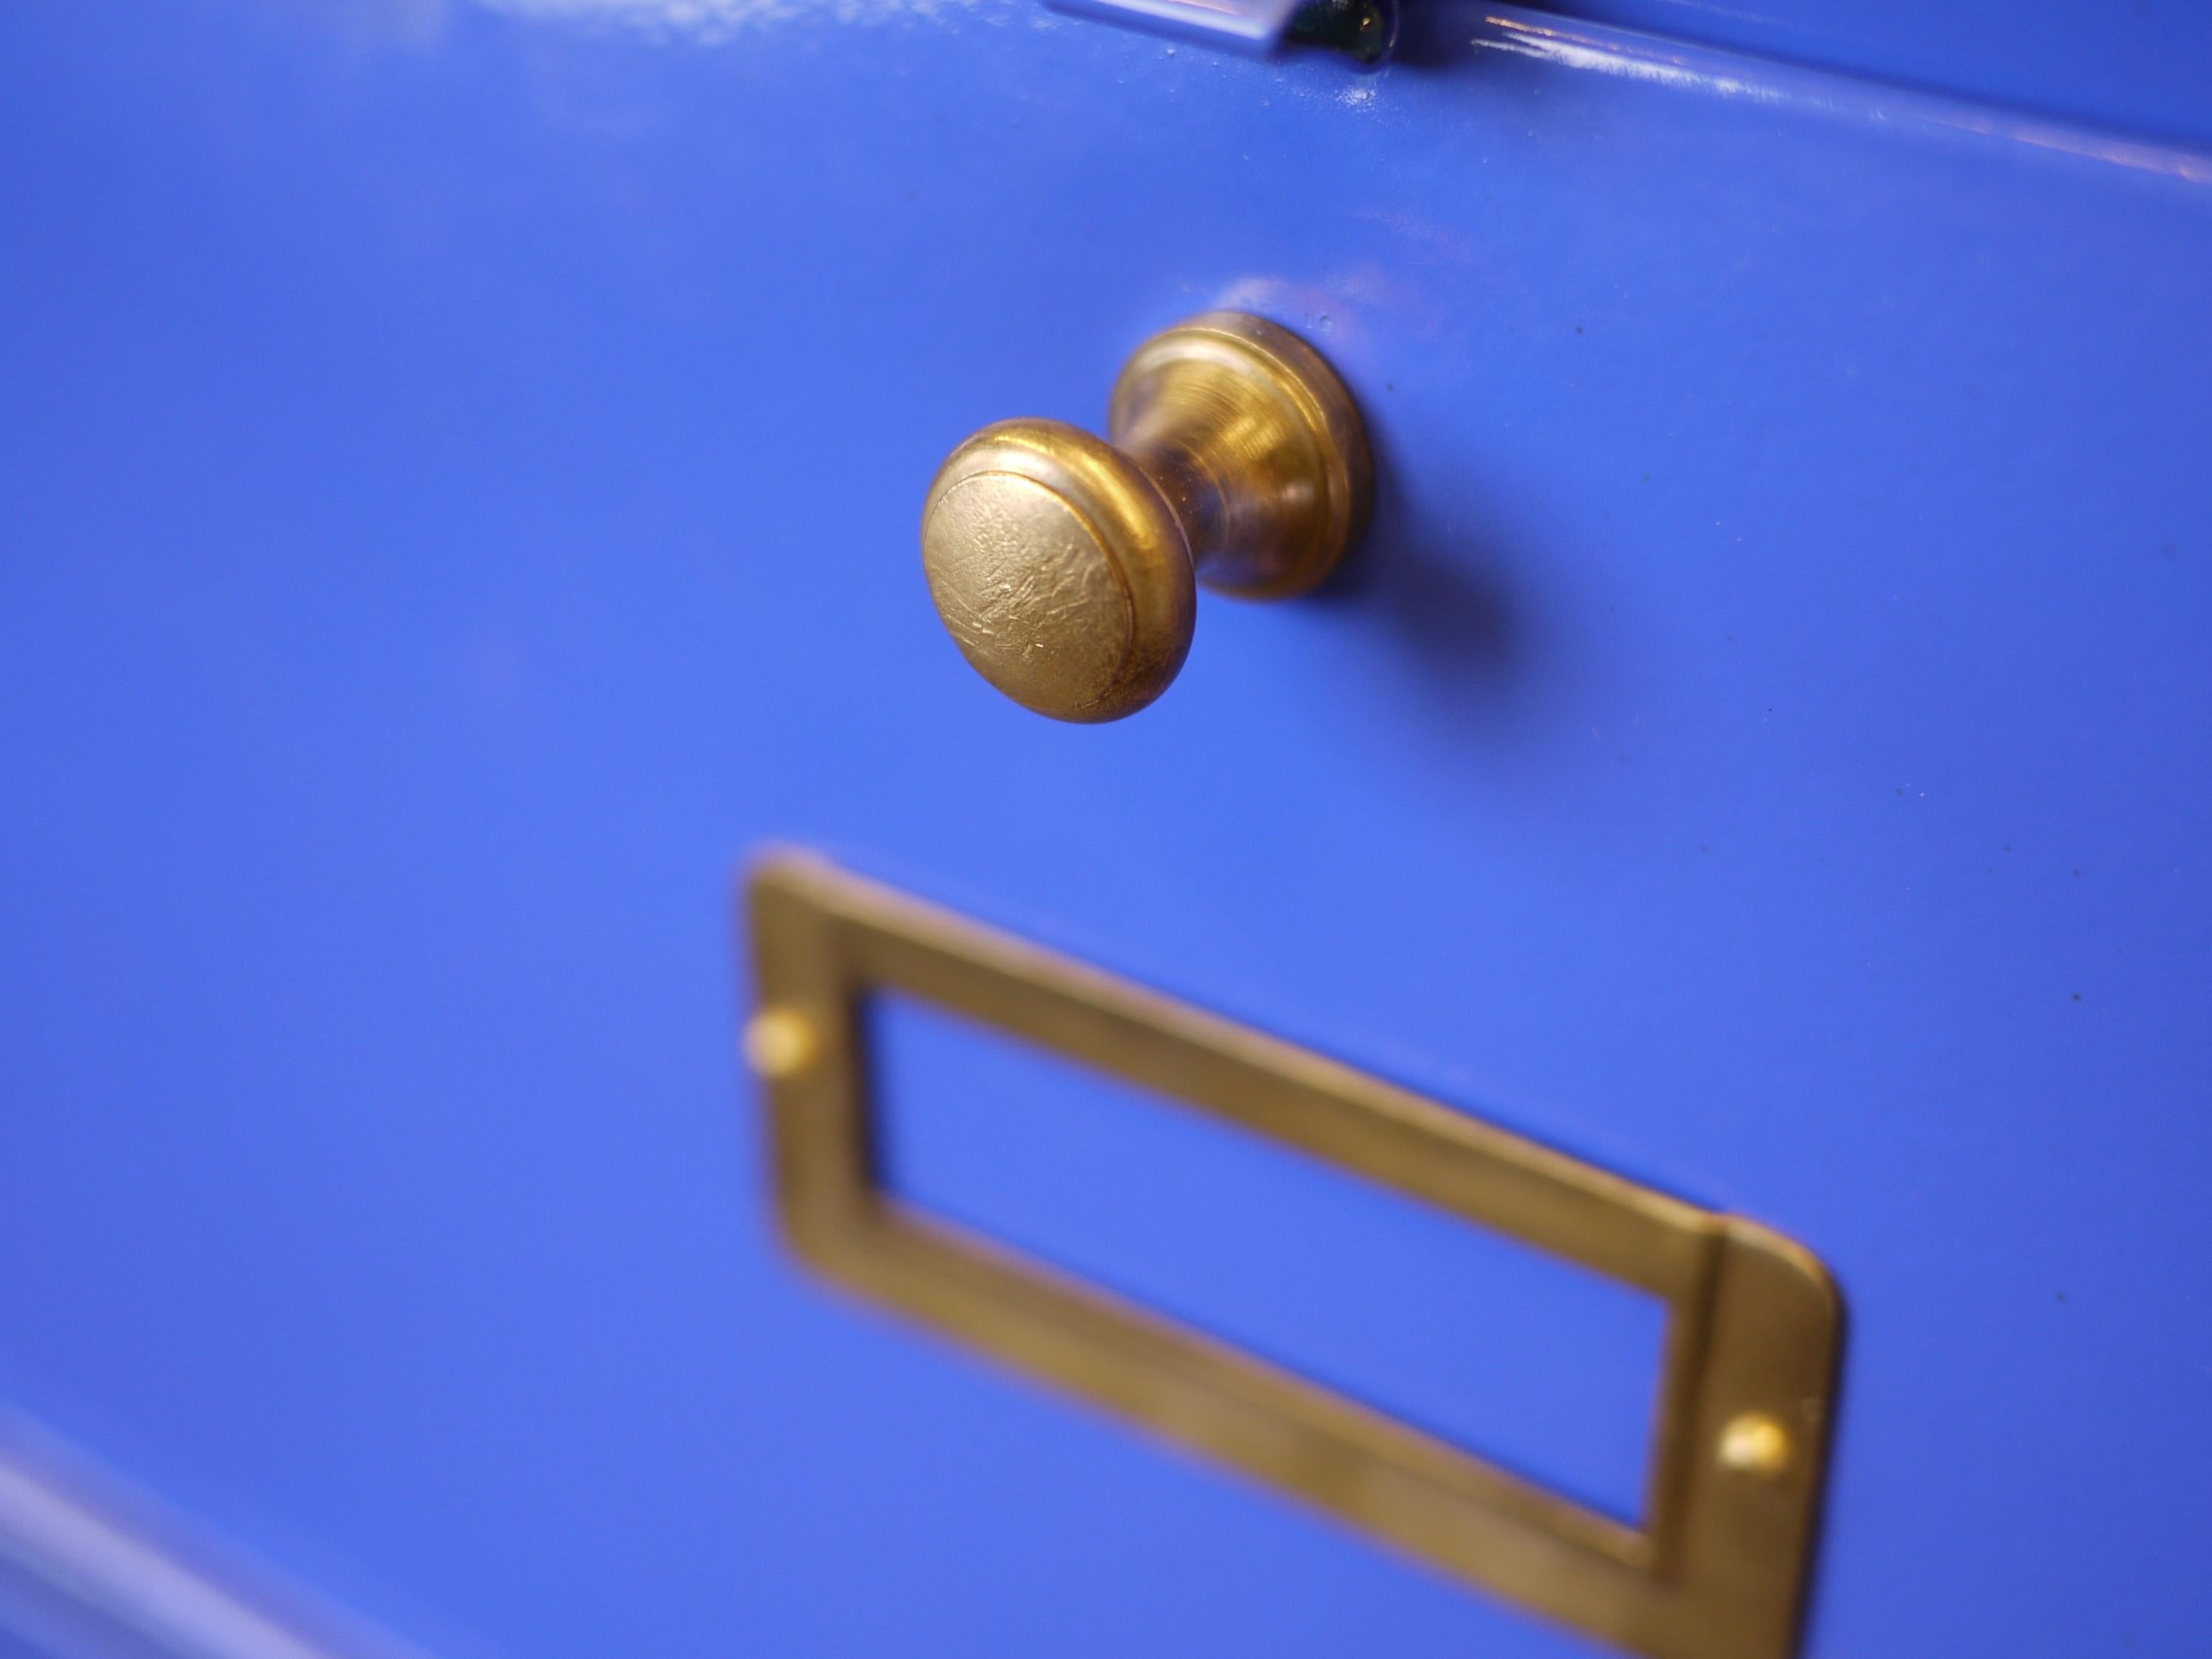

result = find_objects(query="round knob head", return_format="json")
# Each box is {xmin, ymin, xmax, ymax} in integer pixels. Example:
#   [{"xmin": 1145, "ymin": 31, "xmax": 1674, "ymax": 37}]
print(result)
[{"xmin": 921, "ymin": 418, "xmax": 1196, "ymax": 723}]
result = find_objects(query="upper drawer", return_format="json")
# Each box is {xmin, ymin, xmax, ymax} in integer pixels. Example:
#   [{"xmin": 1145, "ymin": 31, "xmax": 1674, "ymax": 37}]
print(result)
[{"xmin": 2, "ymin": 5, "xmax": 2208, "ymax": 1659}]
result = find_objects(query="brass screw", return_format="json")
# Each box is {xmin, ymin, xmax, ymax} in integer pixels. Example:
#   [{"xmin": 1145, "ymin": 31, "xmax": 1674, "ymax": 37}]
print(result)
[
  {"xmin": 744, "ymin": 1005, "xmax": 821, "ymax": 1080},
  {"xmin": 1717, "ymin": 1412, "xmax": 1793, "ymax": 1479}
]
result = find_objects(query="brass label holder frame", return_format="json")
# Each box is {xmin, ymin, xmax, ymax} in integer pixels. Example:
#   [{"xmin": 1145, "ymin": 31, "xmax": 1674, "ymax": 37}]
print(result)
[{"xmin": 745, "ymin": 854, "xmax": 1840, "ymax": 1659}]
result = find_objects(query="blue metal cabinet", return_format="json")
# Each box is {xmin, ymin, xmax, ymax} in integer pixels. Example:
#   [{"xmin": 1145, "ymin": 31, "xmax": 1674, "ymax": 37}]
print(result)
[{"xmin": 2, "ymin": 1, "xmax": 2209, "ymax": 1655}]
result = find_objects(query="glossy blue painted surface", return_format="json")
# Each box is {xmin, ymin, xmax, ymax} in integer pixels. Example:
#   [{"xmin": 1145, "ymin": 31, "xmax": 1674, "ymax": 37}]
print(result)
[
  {"xmin": 1553, "ymin": 0, "xmax": 2212, "ymax": 148},
  {"xmin": 2, "ymin": 2, "xmax": 2209, "ymax": 1656}
]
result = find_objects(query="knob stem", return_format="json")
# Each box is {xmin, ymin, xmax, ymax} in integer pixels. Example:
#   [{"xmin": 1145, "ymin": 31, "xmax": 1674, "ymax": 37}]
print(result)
[{"xmin": 1108, "ymin": 312, "xmax": 1371, "ymax": 600}]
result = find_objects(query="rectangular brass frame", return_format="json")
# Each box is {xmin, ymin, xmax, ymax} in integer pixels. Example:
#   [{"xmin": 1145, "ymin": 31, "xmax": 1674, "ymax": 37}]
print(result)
[{"xmin": 746, "ymin": 853, "xmax": 1839, "ymax": 1659}]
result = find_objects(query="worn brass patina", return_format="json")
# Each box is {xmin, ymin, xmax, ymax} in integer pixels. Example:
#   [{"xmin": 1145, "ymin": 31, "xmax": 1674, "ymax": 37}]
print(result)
[
  {"xmin": 743, "ymin": 853, "xmax": 1840, "ymax": 1659},
  {"xmin": 920, "ymin": 311, "xmax": 1371, "ymax": 721}
]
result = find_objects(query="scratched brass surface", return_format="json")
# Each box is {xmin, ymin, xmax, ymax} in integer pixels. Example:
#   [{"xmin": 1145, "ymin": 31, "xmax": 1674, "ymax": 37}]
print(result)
[
  {"xmin": 742, "ymin": 853, "xmax": 1841, "ymax": 1659},
  {"xmin": 920, "ymin": 311, "xmax": 1371, "ymax": 722}
]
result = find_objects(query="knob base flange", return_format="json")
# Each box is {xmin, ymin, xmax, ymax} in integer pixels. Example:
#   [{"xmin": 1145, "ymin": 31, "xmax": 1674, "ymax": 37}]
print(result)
[{"xmin": 1108, "ymin": 311, "xmax": 1373, "ymax": 601}]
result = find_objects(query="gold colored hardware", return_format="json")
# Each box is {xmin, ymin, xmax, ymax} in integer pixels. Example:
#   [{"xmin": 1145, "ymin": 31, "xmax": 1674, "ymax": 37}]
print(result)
[
  {"xmin": 1717, "ymin": 1413, "xmax": 1794, "ymax": 1480},
  {"xmin": 920, "ymin": 311, "xmax": 1371, "ymax": 722},
  {"xmin": 742, "ymin": 1005, "xmax": 822, "ymax": 1080},
  {"xmin": 744, "ymin": 853, "xmax": 1841, "ymax": 1659}
]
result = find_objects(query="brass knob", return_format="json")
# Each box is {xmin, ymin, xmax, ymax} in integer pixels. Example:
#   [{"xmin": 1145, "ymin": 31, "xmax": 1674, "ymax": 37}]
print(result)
[{"xmin": 920, "ymin": 311, "xmax": 1372, "ymax": 722}]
